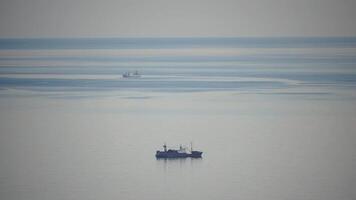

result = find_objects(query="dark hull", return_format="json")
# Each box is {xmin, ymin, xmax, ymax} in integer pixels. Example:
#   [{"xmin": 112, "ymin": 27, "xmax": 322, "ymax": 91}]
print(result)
[
  {"xmin": 155, "ymin": 151, "xmax": 202, "ymax": 158},
  {"xmin": 190, "ymin": 151, "xmax": 203, "ymax": 158}
]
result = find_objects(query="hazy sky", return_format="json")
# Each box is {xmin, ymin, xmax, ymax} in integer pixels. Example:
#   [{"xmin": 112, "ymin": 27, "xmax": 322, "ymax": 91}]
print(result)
[{"xmin": 0, "ymin": 0, "xmax": 356, "ymax": 38}]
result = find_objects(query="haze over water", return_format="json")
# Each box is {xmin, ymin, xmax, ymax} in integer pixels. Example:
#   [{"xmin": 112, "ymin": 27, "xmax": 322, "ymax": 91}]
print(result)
[{"xmin": 0, "ymin": 38, "xmax": 355, "ymax": 200}]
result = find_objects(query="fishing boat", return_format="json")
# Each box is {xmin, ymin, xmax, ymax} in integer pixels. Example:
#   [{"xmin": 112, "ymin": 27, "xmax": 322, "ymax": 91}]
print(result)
[
  {"xmin": 155, "ymin": 143, "xmax": 203, "ymax": 158},
  {"xmin": 122, "ymin": 70, "xmax": 141, "ymax": 78}
]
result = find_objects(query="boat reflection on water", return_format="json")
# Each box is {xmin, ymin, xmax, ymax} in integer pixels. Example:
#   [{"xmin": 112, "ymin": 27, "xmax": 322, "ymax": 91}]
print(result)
[{"xmin": 155, "ymin": 152, "xmax": 203, "ymax": 171}]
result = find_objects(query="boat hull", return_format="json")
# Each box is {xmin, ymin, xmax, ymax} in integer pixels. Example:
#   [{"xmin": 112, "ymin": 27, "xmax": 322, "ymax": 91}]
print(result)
[
  {"xmin": 155, "ymin": 151, "xmax": 202, "ymax": 158},
  {"xmin": 190, "ymin": 151, "xmax": 203, "ymax": 158}
]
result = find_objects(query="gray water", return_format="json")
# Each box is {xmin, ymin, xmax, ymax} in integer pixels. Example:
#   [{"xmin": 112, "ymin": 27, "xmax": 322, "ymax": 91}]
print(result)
[{"xmin": 0, "ymin": 38, "xmax": 355, "ymax": 200}]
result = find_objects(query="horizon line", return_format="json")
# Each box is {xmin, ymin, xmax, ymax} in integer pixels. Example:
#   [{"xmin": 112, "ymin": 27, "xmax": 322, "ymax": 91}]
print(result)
[{"xmin": 1, "ymin": 36, "xmax": 356, "ymax": 40}]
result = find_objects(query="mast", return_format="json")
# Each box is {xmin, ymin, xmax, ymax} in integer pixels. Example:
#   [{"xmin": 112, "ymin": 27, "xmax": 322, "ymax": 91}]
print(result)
[
  {"xmin": 163, "ymin": 143, "xmax": 167, "ymax": 152},
  {"xmin": 190, "ymin": 142, "xmax": 193, "ymax": 152}
]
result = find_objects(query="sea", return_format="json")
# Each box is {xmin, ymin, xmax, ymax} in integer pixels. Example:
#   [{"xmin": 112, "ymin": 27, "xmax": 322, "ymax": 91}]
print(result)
[{"xmin": 0, "ymin": 37, "xmax": 355, "ymax": 200}]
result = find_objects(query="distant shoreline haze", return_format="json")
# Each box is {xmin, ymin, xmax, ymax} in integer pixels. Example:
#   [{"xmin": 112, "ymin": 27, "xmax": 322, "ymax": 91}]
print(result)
[{"xmin": 0, "ymin": 37, "xmax": 356, "ymax": 50}]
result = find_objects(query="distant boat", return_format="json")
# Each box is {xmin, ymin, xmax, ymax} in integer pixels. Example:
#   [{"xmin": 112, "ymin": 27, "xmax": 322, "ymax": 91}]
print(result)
[
  {"xmin": 122, "ymin": 70, "xmax": 141, "ymax": 78},
  {"xmin": 155, "ymin": 143, "xmax": 203, "ymax": 158}
]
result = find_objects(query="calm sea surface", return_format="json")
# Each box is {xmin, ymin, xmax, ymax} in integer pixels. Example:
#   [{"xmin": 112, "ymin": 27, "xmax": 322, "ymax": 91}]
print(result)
[{"xmin": 0, "ymin": 38, "xmax": 355, "ymax": 200}]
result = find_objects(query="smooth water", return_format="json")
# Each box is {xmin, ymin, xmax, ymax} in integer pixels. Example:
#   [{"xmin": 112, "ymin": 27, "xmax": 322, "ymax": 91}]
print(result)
[{"xmin": 0, "ymin": 38, "xmax": 355, "ymax": 200}]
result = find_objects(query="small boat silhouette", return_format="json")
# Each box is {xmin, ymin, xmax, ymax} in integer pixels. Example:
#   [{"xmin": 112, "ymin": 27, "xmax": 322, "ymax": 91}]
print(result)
[
  {"xmin": 122, "ymin": 70, "xmax": 141, "ymax": 78},
  {"xmin": 155, "ymin": 143, "xmax": 203, "ymax": 158}
]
